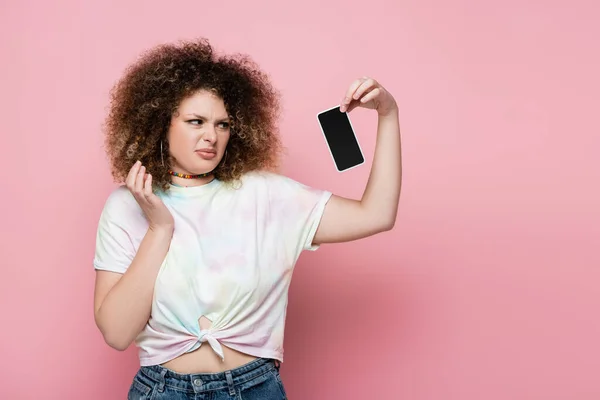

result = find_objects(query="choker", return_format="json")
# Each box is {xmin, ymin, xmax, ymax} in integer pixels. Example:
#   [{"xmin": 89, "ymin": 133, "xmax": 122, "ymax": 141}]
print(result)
[{"xmin": 168, "ymin": 170, "xmax": 213, "ymax": 179}]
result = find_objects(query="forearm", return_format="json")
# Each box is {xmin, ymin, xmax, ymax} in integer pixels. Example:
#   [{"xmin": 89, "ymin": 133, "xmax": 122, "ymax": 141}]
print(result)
[
  {"xmin": 360, "ymin": 108, "xmax": 402, "ymax": 228},
  {"xmin": 95, "ymin": 227, "xmax": 173, "ymax": 350}
]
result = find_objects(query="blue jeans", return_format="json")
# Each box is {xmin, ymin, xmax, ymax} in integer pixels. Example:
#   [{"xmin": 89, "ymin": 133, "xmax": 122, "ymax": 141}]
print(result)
[{"xmin": 127, "ymin": 358, "xmax": 288, "ymax": 400}]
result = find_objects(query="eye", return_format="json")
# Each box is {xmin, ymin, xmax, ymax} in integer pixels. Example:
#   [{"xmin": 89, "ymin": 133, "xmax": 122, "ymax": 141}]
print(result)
[
  {"xmin": 218, "ymin": 122, "xmax": 231, "ymax": 129},
  {"xmin": 187, "ymin": 119, "xmax": 203, "ymax": 125}
]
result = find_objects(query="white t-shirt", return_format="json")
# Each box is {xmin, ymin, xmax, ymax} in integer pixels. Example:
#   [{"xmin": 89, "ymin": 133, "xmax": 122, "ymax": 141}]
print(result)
[{"xmin": 93, "ymin": 170, "xmax": 332, "ymax": 365}]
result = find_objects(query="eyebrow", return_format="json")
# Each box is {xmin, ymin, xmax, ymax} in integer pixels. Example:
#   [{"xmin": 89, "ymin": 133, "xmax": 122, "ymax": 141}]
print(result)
[{"xmin": 185, "ymin": 113, "xmax": 230, "ymax": 122}]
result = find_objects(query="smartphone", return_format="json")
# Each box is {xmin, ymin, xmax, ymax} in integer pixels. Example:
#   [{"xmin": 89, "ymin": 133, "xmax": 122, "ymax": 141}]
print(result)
[{"xmin": 317, "ymin": 105, "xmax": 365, "ymax": 172}]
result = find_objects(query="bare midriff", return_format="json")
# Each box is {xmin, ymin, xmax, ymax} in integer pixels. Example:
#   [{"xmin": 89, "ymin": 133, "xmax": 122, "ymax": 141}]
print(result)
[{"xmin": 161, "ymin": 343, "xmax": 258, "ymax": 374}]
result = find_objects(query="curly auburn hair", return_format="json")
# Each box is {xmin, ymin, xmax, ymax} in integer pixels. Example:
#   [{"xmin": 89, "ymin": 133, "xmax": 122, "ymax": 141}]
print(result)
[{"xmin": 102, "ymin": 38, "xmax": 283, "ymax": 191}]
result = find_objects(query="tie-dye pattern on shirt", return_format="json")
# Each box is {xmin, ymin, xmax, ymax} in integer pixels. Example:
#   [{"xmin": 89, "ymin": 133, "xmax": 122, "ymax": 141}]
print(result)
[{"xmin": 93, "ymin": 170, "xmax": 332, "ymax": 365}]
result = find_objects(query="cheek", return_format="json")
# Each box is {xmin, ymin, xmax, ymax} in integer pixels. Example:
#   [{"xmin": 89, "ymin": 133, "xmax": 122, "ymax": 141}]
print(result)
[{"xmin": 169, "ymin": 130, "xmax": 195, "ymax": 153}]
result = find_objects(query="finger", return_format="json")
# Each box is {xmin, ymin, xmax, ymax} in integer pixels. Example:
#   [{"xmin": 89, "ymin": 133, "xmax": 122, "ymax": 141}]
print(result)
[
  {"xmin": 340, "ymin": 78, "xmax": 366, "ymax": 112},
  {"xmin": 134, "ymin": 165, "xmax": 146, "ymax": 196},
  {"xmin": 345, "ymin": 86, "xmax": 377, "ymax": 113},
  {"xmin": 353, "ymin": 78, "xmax": 377, "ymax": 101},
  {"xmin": 345, "ymin": 100, "xmax": 361, "ymax": 114},
  {"xmin": 126, "ymin": 160, "xmax": 141, "ymax": 189},
  {"xmin": 359, "ymin": 87, "xmax": 381, "ymax": 104},
  {"xmin": 143, "ymin": 173, "xmax": 154, "ymax": 200}
]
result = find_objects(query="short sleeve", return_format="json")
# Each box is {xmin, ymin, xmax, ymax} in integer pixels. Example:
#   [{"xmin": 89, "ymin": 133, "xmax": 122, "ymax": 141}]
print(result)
[
  {"xmin": 262, "ymin": 172, "xmax": 333, "ymax": 253},
  {"xmin": 93, "ymin": 186, "xmax": 144, "ymax": 274}
]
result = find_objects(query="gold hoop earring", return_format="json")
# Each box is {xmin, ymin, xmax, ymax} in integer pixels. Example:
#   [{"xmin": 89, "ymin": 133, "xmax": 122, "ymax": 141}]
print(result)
[{"xmin": 221, "ymin": 149, "xmax": 228, "ymax": 164}]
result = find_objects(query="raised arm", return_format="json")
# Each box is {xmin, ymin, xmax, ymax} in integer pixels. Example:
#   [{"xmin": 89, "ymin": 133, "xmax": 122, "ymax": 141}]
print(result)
[{"xmin": 313, "ymin": 77, "xmax": 402, "ymax": 244}]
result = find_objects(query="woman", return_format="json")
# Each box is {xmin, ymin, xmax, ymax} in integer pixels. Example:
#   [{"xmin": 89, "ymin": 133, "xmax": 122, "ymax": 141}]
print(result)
[{"xmin": 93, "ymin": 38, "xmax": 401, "ymax": 399}]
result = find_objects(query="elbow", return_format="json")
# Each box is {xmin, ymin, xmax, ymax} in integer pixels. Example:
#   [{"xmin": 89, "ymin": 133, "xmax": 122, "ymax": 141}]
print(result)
[
  {"xmin": 95, "ymin": 317, "xmax": 132, "ymax": 351},
  {"xmin": 102, "ymin": 331, "xmax": 132, "ymax": 351},
  {"xmin": 377, "ymin": 213, "xmax": 397, "ymax": 232},
  {"xmin": 104, "ymin": 335, "xmax": 131, "ymax": 351},
  {"xmin": 381, "ymin": 219, "xmax": 395, "ymax": 232},
  {"xmin": 368, "ymin": 205, "xmax": 398, "ymax": 233},
  {"xmin": 376, "ymin": 211, "xmax": 398, "ymax": 232},
  {"xmin": 382, "ymin": 208, "xmax": 399, "ymax": 231},
  {"xmin": 369, "ymin": 219, "xmax": 395, "ymax": 235}
]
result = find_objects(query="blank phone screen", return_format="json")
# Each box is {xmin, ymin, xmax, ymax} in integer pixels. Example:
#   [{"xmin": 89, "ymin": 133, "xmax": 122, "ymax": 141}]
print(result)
[{"xmin": 317, "ymin": 106, "xmax": 364, "ymax": 172}]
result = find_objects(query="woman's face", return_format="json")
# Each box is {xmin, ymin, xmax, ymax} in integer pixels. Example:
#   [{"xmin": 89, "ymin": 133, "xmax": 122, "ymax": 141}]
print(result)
[{"xmin": 167, "ymin": 90, "xmax": 231, "ymax": 180}]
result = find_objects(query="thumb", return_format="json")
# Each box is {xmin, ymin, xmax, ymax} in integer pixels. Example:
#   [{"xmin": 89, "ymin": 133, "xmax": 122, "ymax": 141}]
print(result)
[{"xmin": 345, "ymin": 99, "xmax": 361, "ymax": 113}]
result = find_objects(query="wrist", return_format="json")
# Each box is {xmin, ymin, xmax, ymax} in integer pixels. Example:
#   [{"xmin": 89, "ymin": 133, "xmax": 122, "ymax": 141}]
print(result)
[
  {"xmin": 149, "ymin": 224, "xmax": 174, "ymax": 236},
  {"xmin": 377, "ymin": 106, "xmax": 400, "ymax": 125},
  {"xmin": 377, "ymin": 102, "xmax": 399, "ymax": 119}
]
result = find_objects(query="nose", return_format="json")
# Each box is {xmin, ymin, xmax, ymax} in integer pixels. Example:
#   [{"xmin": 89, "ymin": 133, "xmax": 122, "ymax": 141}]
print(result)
[{"xmin": 202, "ymin": 125, "xmax": 217, "ymax": 143}]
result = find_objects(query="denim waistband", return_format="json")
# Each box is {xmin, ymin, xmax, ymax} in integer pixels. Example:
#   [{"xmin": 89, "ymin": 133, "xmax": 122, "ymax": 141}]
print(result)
[{"xmin": 140, "ymin": 357, "xmax": 279, "ymax": 395}]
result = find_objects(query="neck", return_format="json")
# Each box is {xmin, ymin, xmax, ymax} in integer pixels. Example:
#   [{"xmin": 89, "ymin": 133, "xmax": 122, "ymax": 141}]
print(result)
[
  {"xmin": 169, "ymin": 169, "xmax": 215, "ymax": 188},
  {"xmin": 170, "ymin": 176, "xmax": 214, "ymax": 187}
]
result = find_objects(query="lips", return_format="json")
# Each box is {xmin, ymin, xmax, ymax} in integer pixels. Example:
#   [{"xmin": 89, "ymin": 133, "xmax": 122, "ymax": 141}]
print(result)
[
  {"xmin": 195, "ymin": 148, "xmax": 216, "ymax": 154},
  {"xmin": 195, "ymin": 149, "xmax": 217, "ymax": 160}
]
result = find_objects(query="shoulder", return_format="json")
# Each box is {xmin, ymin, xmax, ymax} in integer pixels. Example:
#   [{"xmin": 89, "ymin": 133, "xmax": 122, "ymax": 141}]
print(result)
[
  {"xmin": 238, "ymin": 169, "xmax": 279, "ymax": 183},
  {"xmin": 237, "ymin": 169, "xmax": 330, "ymax": 202},
  {"xmin": 240, "ymin": 169, "xmax": 318, "ymax": 187},
  {"xmin": 237, "ymin": 169, "xmax": 305, "ymax": 192},
  {"xmin": 99, "ymin": 185, "xmax": 144, "ymax": 221},
  {"xmin": 103, "ymin": 185, "xmax": 135, "ymax": 208}
]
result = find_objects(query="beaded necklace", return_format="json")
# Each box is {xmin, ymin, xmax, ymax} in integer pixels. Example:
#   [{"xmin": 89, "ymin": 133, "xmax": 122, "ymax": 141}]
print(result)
[
  {"xmin": 168, "ymin": 170, "xmax": 214, "ymax": 188},
  {"xmin": 168, "ymin": 170, "xmax": 212, "ymax": 179}
]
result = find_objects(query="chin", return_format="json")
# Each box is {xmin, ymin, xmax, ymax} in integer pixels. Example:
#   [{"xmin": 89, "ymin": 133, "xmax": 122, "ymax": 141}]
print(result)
[
  {"xmin": 177, "ymin": 154, "xmax": 221, "ymax": 174},
  {"xmin": 192, "ymin": 160, "xmax": 220, "ymax": 173}
]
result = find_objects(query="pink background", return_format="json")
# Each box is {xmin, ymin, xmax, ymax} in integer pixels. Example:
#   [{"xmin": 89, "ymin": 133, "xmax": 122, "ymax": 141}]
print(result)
[{"xmin": 1, "ymin": 0, "xmax": 599, "ymax": 399}]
